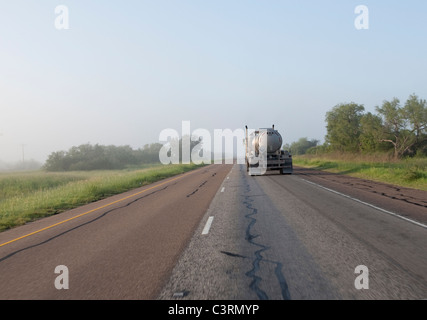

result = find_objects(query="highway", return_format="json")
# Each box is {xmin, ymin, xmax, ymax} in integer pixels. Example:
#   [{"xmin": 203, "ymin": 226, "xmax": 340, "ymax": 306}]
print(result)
[
  {"xmin": 0, "ymin": 164, "xmax": 231, "ymax": 299},
  {"xmin": 160, "ymin": 165, "xmax": 427, "ymax": 300},
  {"xmin": 0, "ymin": 164, "xmax": 426, "ymax": 300}
]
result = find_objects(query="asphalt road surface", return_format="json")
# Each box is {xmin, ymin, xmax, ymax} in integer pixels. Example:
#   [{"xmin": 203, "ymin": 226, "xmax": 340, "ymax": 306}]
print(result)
[
  {"xmin": 159, "ymin": 165, "xmax": 427, "ymax": 300},
  {"xmin": 0, "ymin": 164, "xmax": 231, "ymax": 299},
  {"xmin": 0, "ymin": 164, "xmax": 426, "ymax": 300}
]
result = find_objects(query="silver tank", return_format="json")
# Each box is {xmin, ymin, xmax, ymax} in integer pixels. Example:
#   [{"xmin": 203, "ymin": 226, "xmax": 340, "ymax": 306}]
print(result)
[{"xmin": 250, "ymin": 128, "xmax": 283, "ymax": 154}]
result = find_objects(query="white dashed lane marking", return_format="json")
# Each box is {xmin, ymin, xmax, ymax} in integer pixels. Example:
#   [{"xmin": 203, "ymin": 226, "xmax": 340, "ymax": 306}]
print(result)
[{"xmin": 202, "ymin": 216, "xmax": 214, "ymax": 235}]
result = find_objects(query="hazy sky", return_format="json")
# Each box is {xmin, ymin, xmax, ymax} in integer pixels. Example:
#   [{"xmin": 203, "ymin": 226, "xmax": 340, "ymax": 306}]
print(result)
[{"xmin": 1, "ymin": 0, "xmax": 426, "ymax": 163}]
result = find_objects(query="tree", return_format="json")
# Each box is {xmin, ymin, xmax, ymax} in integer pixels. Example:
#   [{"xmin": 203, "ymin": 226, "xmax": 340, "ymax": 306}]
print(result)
[
  {"xmin": 290, "ymin": 138, "xmax": 320, "ymax": 155},
  {"xmin": 359, "ymin": 112, "xmax": 389, "ymax": 153},
  {"xmin": 105, "ymin": 145, "xmax": 138, "ymax": 169},
  {"xmin": 136, "ymin": 143, "xmax": 163, "ymax": 164},
  {"xmin": 404, "ymin": 94, "xmax": 427, "ymax": 149},
  {"xmin": 376, "ymin": 98, "xmax": 417, "ymax": 159},
  {"xmin": 44, "ymin": 151, "xmax": 67, "ymax": 171},
  {"xmin": 325, "ymin": 103, "xmax": 365, "ymax": 152}
]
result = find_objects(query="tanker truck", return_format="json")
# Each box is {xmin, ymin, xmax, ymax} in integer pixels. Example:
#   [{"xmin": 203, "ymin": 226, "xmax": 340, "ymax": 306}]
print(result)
[{"xmin": 245, "ymin": 125, "xmax": 293, "ymax": 175}]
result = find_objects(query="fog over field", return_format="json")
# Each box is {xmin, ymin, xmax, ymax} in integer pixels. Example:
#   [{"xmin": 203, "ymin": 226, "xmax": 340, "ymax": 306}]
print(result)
[{"xmin": 1, "ymin": 1, "xmax": 426, "ymax": 165}]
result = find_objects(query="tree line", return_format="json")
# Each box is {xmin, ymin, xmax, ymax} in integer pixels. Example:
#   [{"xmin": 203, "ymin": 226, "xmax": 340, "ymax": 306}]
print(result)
[
  {"xmin": 43, "ymin": 143, "xmax": 163, "ymax": 171},
  {"xmin": 43, "ymin": 137, "xmax": 203, "ymax": 171},
  {"xmin": 291, "ymin": 94, "xmax": 427, "ymax": 159}
]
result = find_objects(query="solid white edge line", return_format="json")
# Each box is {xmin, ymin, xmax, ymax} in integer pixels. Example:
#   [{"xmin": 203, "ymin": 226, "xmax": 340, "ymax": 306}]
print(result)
[
  {"xmin": 202, "ymin": 216, "xmax": 214, "ymax": 235},
  {"xmin": 301, "ymin": 178, "xmax": 427, "ymax": 230}
]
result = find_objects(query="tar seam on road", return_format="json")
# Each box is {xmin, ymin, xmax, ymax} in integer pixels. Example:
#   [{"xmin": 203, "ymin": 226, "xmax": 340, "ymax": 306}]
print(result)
[
  {"xmin": 242, "ymin": 179, "xmax": 291, "ymax": 300},
  {"xmin": 186, "ymin": 180, "xmax": 208, "ymax": 198},
  {"xmin": 0, "ymin": 169, "xmax": 198, "ymax": 248},
  {"xmin": 301, "ymin": 178, "xmax": 427, "ymax": 229}
]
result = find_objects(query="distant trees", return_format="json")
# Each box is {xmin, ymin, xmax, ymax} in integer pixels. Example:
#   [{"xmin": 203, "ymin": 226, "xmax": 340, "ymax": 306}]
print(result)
[
  {"xmin": 291, "ymin": 94, "xmax": 427, "ymax": 159},
  {"xmin": 289, "ymin": 138, "xmax": 320, "ymax": 155},
  {"xmin": 322, "ymin": 94, "xmax": 427, "ymax": 158},
  {"xmin": 43, "ymin": 137, "xmax": 205, "ymax": 171},
  {"xmin": 44, "ymin": 143, "xmax": 163, "ymax": 171},
  {"xmin": 135, "ymin": 143, "xmax": 164, "ymax": 164}
]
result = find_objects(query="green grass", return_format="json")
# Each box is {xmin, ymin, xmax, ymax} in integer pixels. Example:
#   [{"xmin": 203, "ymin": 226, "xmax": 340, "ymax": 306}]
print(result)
[
  {"xmin": 0, "ymin": 163, "xmax": 203, "ymax": 232},
  {"xmin": 293, "ymin": 154, "xmax": 427, "ymax": 191}
]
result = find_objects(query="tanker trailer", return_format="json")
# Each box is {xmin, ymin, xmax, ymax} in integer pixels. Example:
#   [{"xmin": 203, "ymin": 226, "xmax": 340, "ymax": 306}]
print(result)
[{"xmin": 245, "ymin": 125, "xmax": 293, "ymax": 175}]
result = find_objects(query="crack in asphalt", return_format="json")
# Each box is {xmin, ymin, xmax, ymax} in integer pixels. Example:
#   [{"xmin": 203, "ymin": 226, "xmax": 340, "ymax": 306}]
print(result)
[
  {"xmin": 242, "ymin": 181, "xmax": 291, "ymax": 300},
  {"xmin": 185, "ymin": 170, "xmax": 216, "ymax": 198},
  {"xmin": 297, "ymin": 169, "xmax": 427, "ymax": 208},
  {"xmin": 370, "ymin": 191, "xmax": 427, "ymax": 208},
  {"xmin": 186, "ymin": 181, "xmax": 208, "ymax": 198},
  {"xmin": 220, "ymin": 251, "xmax": 247, "ymax": 259}
]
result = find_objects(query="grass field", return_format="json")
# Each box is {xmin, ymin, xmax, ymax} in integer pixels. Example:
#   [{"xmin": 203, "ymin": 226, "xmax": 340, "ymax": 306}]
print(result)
[
  {"xmin": 0, "ymin": 163, "xmax": 203, "ymax": 232},
  {"xmin": 293, "ymin": 154, "xmax": 427, "ymax": 191}
]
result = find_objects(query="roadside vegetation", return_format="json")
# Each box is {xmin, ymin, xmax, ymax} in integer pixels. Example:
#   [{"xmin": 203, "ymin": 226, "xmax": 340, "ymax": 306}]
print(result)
[
  {"xmin": 293, "ymin": 154, "xmax": 427, "ymax": 191},
  {"xmin": 0, "ymin": 163, "xmax": 203, "ymax": 232},
  {"xmin": 287, "ymin": 93, "xmax": 427, "ymax": 191}
]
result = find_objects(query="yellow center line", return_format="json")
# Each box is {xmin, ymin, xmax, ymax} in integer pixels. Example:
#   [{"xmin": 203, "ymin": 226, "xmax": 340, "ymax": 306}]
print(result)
[{"xmin": 0, "ymin": 169, "xmax": 197, "ymax": 248}]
